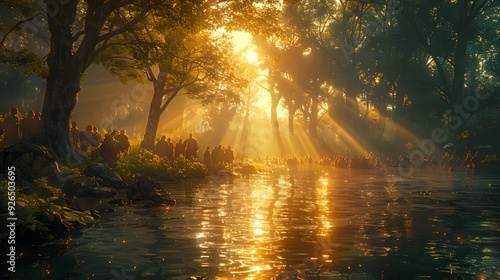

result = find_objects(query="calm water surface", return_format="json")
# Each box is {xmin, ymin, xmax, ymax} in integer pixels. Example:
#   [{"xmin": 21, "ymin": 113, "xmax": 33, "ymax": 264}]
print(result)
[{"xmin": 14, "ymin": 166, "xmax": 500, "ymax": 279}]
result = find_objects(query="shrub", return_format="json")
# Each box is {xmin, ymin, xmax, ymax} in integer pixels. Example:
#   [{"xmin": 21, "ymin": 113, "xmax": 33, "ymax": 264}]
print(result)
[
  {"xmin": 115, "ymin": 149, "xmax": 208, "ymax": 183},
  {"xmin": 0, "ymin": 180, "xmax": 57, "ymax": 236}
]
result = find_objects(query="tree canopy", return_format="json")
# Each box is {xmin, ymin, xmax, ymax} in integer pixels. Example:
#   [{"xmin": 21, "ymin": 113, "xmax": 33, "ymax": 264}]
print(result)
[{"xmin": 1, "ymin": 0, "xmax": 499, "ymax": 158}]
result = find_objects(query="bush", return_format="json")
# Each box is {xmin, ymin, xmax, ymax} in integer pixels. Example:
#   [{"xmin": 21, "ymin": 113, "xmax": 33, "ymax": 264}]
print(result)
[
  {"xmin": 115, "ymin": 149, "xmax": 208, "ymax": 184},
  {"xmin": 0, "ymin": 180, "xmax": 58, "ymax": 237}
]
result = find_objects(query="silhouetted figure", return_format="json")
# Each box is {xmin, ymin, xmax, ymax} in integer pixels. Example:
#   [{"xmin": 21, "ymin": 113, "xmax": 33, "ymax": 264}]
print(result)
[
  {"xmin": 224, "ymin": 146, "xmax": 234, "ymax": 164},
  {"xmin": 464, "ymin": 150, "xmax": 473, "ymax": 168},
  {"xmin": 21, "ymin": 111, "xmax": 37, "ymax": 141},
  {"xmin": 34, "ymin": 112, "xmax": 42, "ymax": 131},
  {"xmin": 448, "ymin": 154, "xmax": 457, "ymax": 171},
  {"xmin": 2, "ymin": 108, "xmax": 20, "ymax": 146},
  {"xmin": 204, "ymin": 146, "xmax": 212, "ymax": 167},
  {"xmin": 211, "ymin": 145, "xmax": 224, "ymax": 165},
  {"xmin": 80, "ymin": 125, "xmax": 98, "ymax": 152},
  {"xmin": 100, "ymin": 131, "xmax": 120, "ymax": 168},
  {"xmin": 441, "ymin": 152, "xmax": 450, "ymax": 168},
  {"xmin": 175, "ymin": 139, "xmax": 185, "ymax": 159},
  {"xmin": 155, "ymin": 136, "xmax": 169, "ymax": 158},
  {"xmin": 183, "ymin": 133, "xmax": 199, "ymax": 160},
  {"xmin": 115, "ymin": 129, "xmax": 131, "ymax": 155},
  {"xmin": 469, "ymin": 151, "xmax": 481, "ymax": 171},
  {"xmin": 92, "ymin": 127, "xmax": 103, "ymax": 145},
  {"xmin": 70, "ymin": 121, "xmax": 80, "ymax": 149},
  {"xmin": 166, "ymin": 137, "xmax": 174, "ymax": 161}
]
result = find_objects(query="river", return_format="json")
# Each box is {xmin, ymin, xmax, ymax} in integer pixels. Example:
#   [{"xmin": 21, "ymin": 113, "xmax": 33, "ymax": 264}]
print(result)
[{"xmin": 12, "ymin": 166, "xmax": 500, "ymax": 279}]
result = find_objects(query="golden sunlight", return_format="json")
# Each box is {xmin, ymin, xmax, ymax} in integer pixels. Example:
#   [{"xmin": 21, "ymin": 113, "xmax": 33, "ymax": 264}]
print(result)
[
  {"xmin": 247, "ymin": 50, "xmax": 259, "ymax": 63},
  {"xmin": 231, "ymin": 31, "xmax": 253, "ymax": 52}
]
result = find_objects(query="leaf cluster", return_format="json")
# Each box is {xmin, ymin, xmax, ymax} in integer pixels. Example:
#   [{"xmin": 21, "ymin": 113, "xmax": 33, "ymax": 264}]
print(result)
[
  {"xmin": 0, "ymin": 178, "xmax": 62, "ymax": 237},
  {"xmin": 115, "ymin": 149, "xmax": 208, "ymax": 184}
]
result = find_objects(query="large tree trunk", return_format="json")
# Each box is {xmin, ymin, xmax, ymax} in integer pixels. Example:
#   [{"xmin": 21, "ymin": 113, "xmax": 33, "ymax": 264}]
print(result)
[
  {"xmin": 37, "ymin": 74, "xmax": 80, "ymax": 163},
  {"xmin": 35, "ymin": 0, "xmax": 81, "ymax": 162},
  {"xmin": 309, "ymin": 93, "xmax": 318, "ymax": 139},
  {"xmin": 345, "ymin": 92, "xmax": 359, "ymax": 126},
  {"xmin": 142, "ymin": 90, "xmax": 163, "ymax": 151},
  {"xmin": 269, "ymin": 69, "xmax": 281, "ymax": 135},
  {"xmin": 141, "ymin": 66, "xmax": 169, "ymax": 151},
  {"xmin": 451, "ymin": 0, "xmax": 469, "ymax": 105},
  {"xmin": 288, "ymin": 102, "xmax": 295, "ymax": 137},
  {"xmin": 270, "ymin": 90, "xmax": 281, "ymax": 135},
  {"xmin": 343, "ymin": 62, "xmax": 360, "ymax": 127}
]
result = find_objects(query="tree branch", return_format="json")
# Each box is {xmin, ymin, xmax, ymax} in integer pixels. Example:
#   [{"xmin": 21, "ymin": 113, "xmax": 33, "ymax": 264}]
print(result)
[
  {"xmin": 98, "ymin": 9, "xmax": 149, "ymax": 43},
  {"xmin": 1, "ymin": 12, "xmax": 45, "ymax": 49}
]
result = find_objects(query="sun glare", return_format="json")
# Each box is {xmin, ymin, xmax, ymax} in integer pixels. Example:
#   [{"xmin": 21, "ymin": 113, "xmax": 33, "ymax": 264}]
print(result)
[{"xmin": 247, "ymin": 51, "xmax": 259, "ymax": 63}]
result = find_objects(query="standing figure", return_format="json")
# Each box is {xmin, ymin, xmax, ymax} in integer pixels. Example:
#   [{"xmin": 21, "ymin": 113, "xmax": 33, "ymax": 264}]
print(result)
[
  {"xmin": 2, "ymin": 108, "xmax": 20, "ymax": 146},
  {"xmin": 469, "ymin": 151, "xmax": 481, "ymax": 171},
  {"xmin": 100, "ymin": 131, "xmax": 120, "ymax": 168},
  {"xmin": 224, "ymin": 146, "xmax": 234, "ymax": 164},
  {"xmin": 70, "ymin": 121, "xmax": 80, "ymax": 149},
  {"xmin": 204, "ymin": 146, "xmax": 212, "ymax": 167},
  {"xmin": 92, "ymin": 127, "xmax": 103, "ymax": 145},
  {"xmin": 80, "ymin": 125, "xmax": 98, "ymax": 152},
  {"xmin": 211, "ymin": 145, "xmax": 224, "ymax": 165},
  {"xmin": 183, "ymin": 133, "xmax": 199, "ymax": 160},
  {"xmin": 34, "ymin": 112, "xmax": 42, "ymax": 132},
  {"xmin": 155, "ymin": 136, "xmax": 169, "ymax": 158},
  {"xmin": 115, "ymin": 129, "xmax": 131, "ymax": 155},
  {"xmin": 166, "ymin": 137, "xmax": 174, "ymax": 161},
  {"xmin": 175, "ymin": 139, "xmax": 185, "ymax": 159}
]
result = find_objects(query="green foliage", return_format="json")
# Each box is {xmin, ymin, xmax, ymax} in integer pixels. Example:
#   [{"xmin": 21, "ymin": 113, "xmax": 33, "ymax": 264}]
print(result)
[
  {"xmin": 59, "ymin": 165, "xmax": 82, "ymax": 178},
  {"xmin": 0, "ymin": 180, "xmax": 56, "ymax": 236},
  {"xmin": 1, "ymin": 178, "xmax": 94, "ymax": 240},
  {"xmin": 6, "ymin": 49, "xmax": 48, "ymax": 78},
  {"xmin": 31, "ymin": 177, "xmax": 65, "ymax": 199},
  {"xmin": 17, "ymin": 194, "xmax": 57, "ymax": 234},
  {"xmin": 115, "ymin": 149, "xmax": 208, "ymax": 184},
  {"xmin": 0, "ymin": 0, "xmax": 40, "ymax": 18},
  {"xmin": 231, "ymin": 159, "xmax": 271, "ymax": 173}
]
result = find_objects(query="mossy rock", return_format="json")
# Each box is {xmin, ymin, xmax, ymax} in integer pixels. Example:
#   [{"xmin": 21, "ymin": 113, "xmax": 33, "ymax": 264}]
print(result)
[
  {"xmin": 0, "ymin": 142, "xmax": 63, "ymax": 187},
  {"xmin": 63, "ymin": 177, "xmax": 117, "ymax": 198}
]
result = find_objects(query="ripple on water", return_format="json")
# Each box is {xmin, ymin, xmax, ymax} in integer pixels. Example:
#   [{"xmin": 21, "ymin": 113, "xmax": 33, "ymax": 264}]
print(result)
[{"xmin": 10, "ymin": 167, "xmax": 500, "ymax": 279}]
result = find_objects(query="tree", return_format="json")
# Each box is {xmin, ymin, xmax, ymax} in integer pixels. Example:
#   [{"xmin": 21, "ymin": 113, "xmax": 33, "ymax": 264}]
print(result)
[
  {"xmin": 227, "ymin": 0, "xmax": 284, "ymax": 137},
  {"xmin": 95, "ymin": 0, "xmax": 246, "ymax": 151},
  {"xmin": 399, "ymin": 0, "xmax": 499, "ymax": 108},
  {"xmin": 1, "ymin": 0, "xmax": 244, "ymax": 161},
  {"xmin": 1, "ymin": 1, "xmax": 170, "ymax": 162}
]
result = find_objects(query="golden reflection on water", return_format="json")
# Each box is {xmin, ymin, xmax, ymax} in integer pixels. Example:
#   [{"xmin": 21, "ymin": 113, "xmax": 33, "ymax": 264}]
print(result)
[
  {"xmin": 14, "ymin": 167, "xmax": 499, "ymax": 279},
  {"xmin": 186, "ymin": 168, "xmax": 495, "ymax": 278},
  {"xmin": 188, "ymin": 168, "xmax": 490, "ymax": 278},
  {"xmin": 192, "ymin": 179, "xmax": 278, "ymax": 277}
]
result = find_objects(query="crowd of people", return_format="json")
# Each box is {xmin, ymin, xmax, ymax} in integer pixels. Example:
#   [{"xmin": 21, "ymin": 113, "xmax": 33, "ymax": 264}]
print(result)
[
  {"xmin": 1, "ymin": 108, "xmax": 495, "ymax": 173},
  {"xmin": 154, "ymin": 133, "xmax": 199, "ymax": 161},
  {"xmin": 70, "ymin": 122, "xmax": 131, "ymax": 168},
  {"xmin": 259, "ymin": 149, "xmax": 496, "ymax": 173},
  {"xmin": 154, "ymin": 133, "xmax": 235, "ymax": 168},
  {"xmin": 203, "ymin": 145, "xmax": 234, "ymax": 167},
  {"xmin": 0, "ymin": 108, "xmax": 42, "ymax": 148}
]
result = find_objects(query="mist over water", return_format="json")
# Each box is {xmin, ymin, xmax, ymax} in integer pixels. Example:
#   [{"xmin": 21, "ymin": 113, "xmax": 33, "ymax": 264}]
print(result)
[{"xmin": 13, "ymin": 166, "xmax": 500, "ymax": 279}]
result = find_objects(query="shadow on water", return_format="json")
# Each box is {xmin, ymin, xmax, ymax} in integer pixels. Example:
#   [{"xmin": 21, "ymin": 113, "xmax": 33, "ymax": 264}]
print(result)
[{"xmin": 9, "ymin": 166, "xmax": 500, "ymax": 279}]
